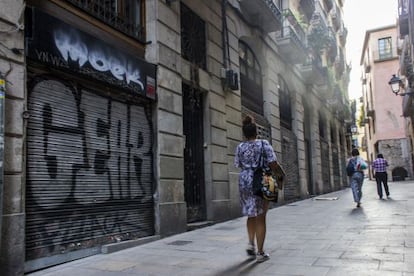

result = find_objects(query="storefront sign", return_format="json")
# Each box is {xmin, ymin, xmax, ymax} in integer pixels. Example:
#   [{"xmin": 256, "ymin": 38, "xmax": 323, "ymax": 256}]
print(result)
[{"xmin": 26, "ymin": 9, "xmax": 157, "ymax": 99}]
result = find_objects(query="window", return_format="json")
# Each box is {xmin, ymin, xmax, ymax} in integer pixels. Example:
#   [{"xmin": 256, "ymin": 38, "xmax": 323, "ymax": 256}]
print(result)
[
  {"xmin": 67, "ymin": 0, "xmax": 144, "ymax": 41},
  {"xmin": 279, "ymin": 76, "xmax": 292, "ymax": 130},
  {"xmin": 378, "ymin": 37, "xmax": 392, "ymax": 60},
  {"xmin": 181, "ymin": 3, "xmax": 206, "ymax": 69},
  {"xmin": 239, "ymin": 41, "xmax": 263, "ymax": 114},
  {"xmin": 330, "ymin": 124, "xmax": 336, "ymax": 144},
  {"xmin": 319, "ymin": 113, "xmax": 325, "ymax": 139}
]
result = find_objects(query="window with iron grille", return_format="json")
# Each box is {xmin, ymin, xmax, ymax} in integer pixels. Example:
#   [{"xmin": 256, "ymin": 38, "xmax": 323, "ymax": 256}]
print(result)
[
  {"xmin": 279, "ymin": 76, "xmax": 292, "ymax": 130},
  {"xmin": 66, "ymin": 0, "xmax": 144, "ymax": 42},
  {"xmin": 180, "ymin": 3, "xmax": 206, "ymax": 69},
  {"xmin": 319, "ymin": 112, "xmax": 325, "ymax": 138},
  {"xmin": 239, "ymin": 41, "xmax": 263, "ymax": 115},
  {"xmin": 378, "ymin": 37, "xmax": 392, "ymax": 60},
  {"xmin": 330, "ymin": 123, "xmax": 336, "ymax": 144}
]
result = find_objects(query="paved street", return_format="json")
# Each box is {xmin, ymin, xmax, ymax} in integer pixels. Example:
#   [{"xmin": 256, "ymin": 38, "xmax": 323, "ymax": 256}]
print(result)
[{"xmin": 28, "ymin": 179, "xmax": 414, "ymax": 276}]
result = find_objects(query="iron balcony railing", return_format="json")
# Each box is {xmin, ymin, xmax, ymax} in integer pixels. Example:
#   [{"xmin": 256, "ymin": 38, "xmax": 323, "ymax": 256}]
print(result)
[
  {"xmin": 323, "ymin": 0, "xmax": 334, "ymax": 12},
  {"xmin": 398, "ymin": 0, "xmax": 409, "ymax": 36},
  {"xmin": 263, "ymin": 0, "xmax": 283, "ymax": 23},
  {"xmin": 282, "ymin": 9, "xmax": 307, "ymax": 42},
  {"xmin": 66, "ymin": 0, "xmax": 145, "ymax": 42},
  {"xmin": 238, "ymin": 0, "xmax": 283, "ymax": 33},
  {"xmin": 300, "ymin": 0, "xmax": 316, "ymax": 21},
  {"xmin": 339, "ymin": 24, "xmax": 348, "ymax": 46},
  {"xmin": 331, "ymin": 4, "xmax": 342, "ymax": 31},
  {"xmin": 335, "ymin": 48, "xmax": 346, "ymax": 76}
]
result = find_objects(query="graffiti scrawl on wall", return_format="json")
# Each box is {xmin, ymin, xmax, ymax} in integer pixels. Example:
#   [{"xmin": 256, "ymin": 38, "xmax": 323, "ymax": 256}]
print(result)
[
  {"xmin": 26, "ymin": 79, "xmax": 154, "ymax": 260},
  {"xmin": 54, "ymin": 29, "xmax": 144, "ymax": 90},
  {"xmin": 26, "ymin": 9, "xmax": 156, "ymax": 99}
]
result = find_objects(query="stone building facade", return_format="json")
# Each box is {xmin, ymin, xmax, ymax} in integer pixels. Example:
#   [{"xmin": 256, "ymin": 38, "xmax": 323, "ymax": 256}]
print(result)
[
  {"xmin": 395, "ymin": 0, "xmax": 414, "ymax": 181},
  {"xmin": 360, "ymin": 25, "xmax": 413, "ymax": 180},
  {"xmin": 0, "ymin": 0, "xmax": 352, "ymax": 275}
]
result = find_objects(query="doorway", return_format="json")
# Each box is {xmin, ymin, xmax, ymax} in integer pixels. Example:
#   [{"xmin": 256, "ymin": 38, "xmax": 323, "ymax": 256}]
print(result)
[{"xmin": 182, "ymin": 83, "xmax": 206, "ymax": 222}]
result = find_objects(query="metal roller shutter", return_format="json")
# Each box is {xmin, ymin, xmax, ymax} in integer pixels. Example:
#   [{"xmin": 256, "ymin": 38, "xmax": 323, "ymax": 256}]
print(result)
[{"xmin": 26, "ymin": 78, "xmax": 154, "ymax": 262}]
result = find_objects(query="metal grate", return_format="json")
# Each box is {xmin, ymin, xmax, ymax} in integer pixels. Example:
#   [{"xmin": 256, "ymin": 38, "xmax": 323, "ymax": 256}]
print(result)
[
  {"xmin": 66, "ymin": 0, "xmax": 144, "ymax": 42},
  {"xmin": 183, "ymin": 83, "xmax": 206, "ymax": 222},
  {"xmin": 167, "ymin": 240, "xmax": 193, "ymax": 246},
  {"xmin": 180, "ymin": 3, "xmax": 206, "ymax": 69}
]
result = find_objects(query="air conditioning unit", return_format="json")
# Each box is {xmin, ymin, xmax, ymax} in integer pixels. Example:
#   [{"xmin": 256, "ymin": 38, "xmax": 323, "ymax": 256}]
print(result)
[{"xmin": 221, "ymin": 68, "xmax": 239, "ymax": 91}]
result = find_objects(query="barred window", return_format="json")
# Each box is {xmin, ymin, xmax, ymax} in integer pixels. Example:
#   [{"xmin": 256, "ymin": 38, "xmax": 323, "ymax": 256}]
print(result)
[
  {"xmin": 181, "ymin": 3, "xmax": 207, "ymax": 69},
  {"xmin": 66, "ymin": 0, "xmax": 144, "ymax": 41},
  {"xmin": 239, "ymin": 41, "xmax": 263, "ymax": 115},
  {"xmin": 279, "ymin": 76, "xmax": 292, "ymax": 130}
]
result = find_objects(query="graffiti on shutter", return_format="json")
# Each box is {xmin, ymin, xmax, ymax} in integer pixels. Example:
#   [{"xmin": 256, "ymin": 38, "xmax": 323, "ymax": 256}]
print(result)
[{"xmin": 26, "ymin": 78, "xmax": 154, "ymax": 262}]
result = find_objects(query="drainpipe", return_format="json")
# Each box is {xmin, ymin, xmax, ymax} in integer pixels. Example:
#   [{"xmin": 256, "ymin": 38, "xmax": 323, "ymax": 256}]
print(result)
[
  {"xmin": 0, "ymin": 74, "xmax": 5, "ymax": 250},
  {"xmin": 221, "ymin": 0, "xmax": 229, "ymax": 69}
]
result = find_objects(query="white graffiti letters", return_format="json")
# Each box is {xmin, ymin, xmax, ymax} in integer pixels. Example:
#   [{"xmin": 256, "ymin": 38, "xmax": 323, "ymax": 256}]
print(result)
[
  {"xmin": 54, "ymin": 29, "xmax": 144, "ymax": 90},
  {"xmin": 54, "ymin": 30, "xmax": 88, "ymax": 67}
]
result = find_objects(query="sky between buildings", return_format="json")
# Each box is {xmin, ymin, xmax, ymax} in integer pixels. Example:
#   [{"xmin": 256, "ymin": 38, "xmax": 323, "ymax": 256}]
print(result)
[{"xmin": 343, "ymin": 0, "xmax": 398, "ymax": 100}]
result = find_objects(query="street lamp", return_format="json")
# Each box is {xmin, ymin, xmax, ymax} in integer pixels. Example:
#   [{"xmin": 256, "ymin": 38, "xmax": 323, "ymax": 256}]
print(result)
[
  {"xmin": 350, "ymin": 125, "xmax": 358, "ymax": 134},
  {"xmin": 388, "ymin": 74, "xmax": 414, "ymax": 96},
  {"xmin": 388, "ymin": 74, "xmax": 402, "ymax": 95}
]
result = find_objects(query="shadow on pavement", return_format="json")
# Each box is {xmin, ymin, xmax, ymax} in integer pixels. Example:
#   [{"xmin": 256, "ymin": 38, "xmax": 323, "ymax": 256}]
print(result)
[
  {"xmin": 349, "ymin": 206, "xmax": 366, "ymax": 216},
  {"xmin": 213, "ymin": 258, "xmax": 257, "ymax": 275}
]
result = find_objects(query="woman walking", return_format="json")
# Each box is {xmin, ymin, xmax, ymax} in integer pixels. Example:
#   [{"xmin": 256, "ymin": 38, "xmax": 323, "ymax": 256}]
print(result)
[
  {"xmin": 348, "ymin": 148, "xmax": 367, "ymax": 208},
  {"xmin": 234, "ymin": 115, "xmax": 283, "ymax": 263}
]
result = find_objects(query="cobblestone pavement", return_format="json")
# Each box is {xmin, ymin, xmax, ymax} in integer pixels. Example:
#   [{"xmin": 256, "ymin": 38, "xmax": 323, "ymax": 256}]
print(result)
[{"xmin": 28, "ymin": 179, "xmax": 414, "ymax": 276}]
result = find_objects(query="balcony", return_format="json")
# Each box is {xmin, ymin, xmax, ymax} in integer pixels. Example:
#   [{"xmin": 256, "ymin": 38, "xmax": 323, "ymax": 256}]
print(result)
[
  {"xmin": 323, "ymin": 0, "xmax": 334, "ymax": 12},
  {"xmin": 398, "ymin": 0, "xmax": 409, "ymax": 36},
  {"xmin": 331, "ymin": 5, "xmax": 342, "ymax": 31},
  {"xmin": 400, "ymin": 37, "xmax": 411, "ymax": 75},
  {"xmin": 327, "ymin": 27, "xmax": 337, "ymax": 63},
  {"xmin": 364, "ymin": 60, "xmax": 371, "ymax": 73},
  {"xmin": 300, "ymin": 0, "xmax": 316, "ymax": 21},
  {"xmin": 362, "ymin": 118, "xmax": 370, "ymax": 124},
  {"xmin": 276, "ymin": 9, "xmax": 307, "ymax": 64},
  {"xmin": 238, "ymin": 0, "xmax": 282, "ymax": 33},
  {"xmin": 300, "ymin": 56, "xmax": 328, "ymax": 85},
  {"xmin": 66, "ymin": 0, "xmax": 144, "ymax": 42},
  {"xmin": 339, "ymin": 25, "xmax": 348, "ymax": 46},
  {"xmin": 307, "ymin": 13, "xmax": 329, "ymax": 57},
  {"xmin": 367, "ymin": 109, "xmax": 375, "ymax": 118},
  {"xmin": 335, "ymin": 49, "xmax": 345, "ymax": 78},
  {"xmin": 402, "ymin": 92, "xmax": 413, "ymax": 117}
]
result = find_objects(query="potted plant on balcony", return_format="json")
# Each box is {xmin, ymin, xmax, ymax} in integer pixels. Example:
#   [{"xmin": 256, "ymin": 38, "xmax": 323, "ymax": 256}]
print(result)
[
  {"xmin": 283, "ymin": 9, "xmax": 308, "ymax": 31},
  {"xmin": 307, "ymin": 24, "xmax": 330, "ymax": 56}
]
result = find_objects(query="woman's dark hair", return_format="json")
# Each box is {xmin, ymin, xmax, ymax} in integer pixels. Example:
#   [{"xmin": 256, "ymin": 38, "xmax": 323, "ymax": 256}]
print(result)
[
  {"xmin": 377, "ymin": 153, "xmax": 384, "ymax": 158},
  {"xmin": 242, "ymin": 115, "xmax": 257, "ymax": 139},
  {"xmin": 351, "ymin": 148, "xmax": 360, "ymax": 156}
]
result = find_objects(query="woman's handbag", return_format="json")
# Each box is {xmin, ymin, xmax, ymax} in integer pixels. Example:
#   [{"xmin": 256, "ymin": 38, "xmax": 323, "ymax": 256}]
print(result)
[{"xmin": 252, "ymin": 141, "xmax": 279, "ymax": 202}]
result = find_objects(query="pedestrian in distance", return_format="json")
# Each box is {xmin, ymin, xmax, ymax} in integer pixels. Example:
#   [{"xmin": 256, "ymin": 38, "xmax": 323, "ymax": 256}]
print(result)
[
  {"xmin": 347, "ymin": 148, "xmax": 367, "ymax": 208},
  {"xmin": 372, "ymin": 153, "xmax": 390, "ymax": 199},
  {"xmin": 234, "ymin": 115, "xmax": 283, "ymax": 263}
]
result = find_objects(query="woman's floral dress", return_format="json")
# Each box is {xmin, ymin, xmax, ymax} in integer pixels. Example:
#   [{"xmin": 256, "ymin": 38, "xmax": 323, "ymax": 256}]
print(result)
[{"xmin": 234, "ymin": 139, "xmax": 277, "ymax": 217}]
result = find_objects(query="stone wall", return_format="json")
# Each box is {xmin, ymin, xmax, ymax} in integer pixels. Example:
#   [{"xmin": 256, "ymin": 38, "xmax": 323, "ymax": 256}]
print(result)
[
  {"xmin": 0, "ymin": 0, "xmax": 26, "ymax": 275},
  {"xmin": 379, "ymin": 138, "xmax": 413, "ymax": 180}
]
